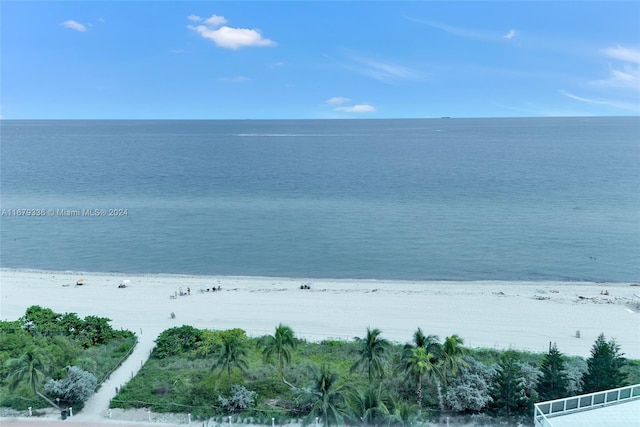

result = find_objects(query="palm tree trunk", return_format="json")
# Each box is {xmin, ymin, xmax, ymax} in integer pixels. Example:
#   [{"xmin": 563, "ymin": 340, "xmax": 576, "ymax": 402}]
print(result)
[
  {"xmin": 436, "ymin": 380, "xmax": 444, "ymax": 412},
  {"xmin": 282, "ymin": 377, "xmax": 296, "ymax": 389},
  {"xmin": 36, "ymin": 389, "xmax": 61, "ymax": 410}
]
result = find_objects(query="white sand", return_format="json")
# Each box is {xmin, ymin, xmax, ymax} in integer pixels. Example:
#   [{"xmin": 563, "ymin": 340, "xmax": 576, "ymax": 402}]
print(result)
[{"xmin": 2, "ymin": 268, "xmax": 639, "ymax": 359}]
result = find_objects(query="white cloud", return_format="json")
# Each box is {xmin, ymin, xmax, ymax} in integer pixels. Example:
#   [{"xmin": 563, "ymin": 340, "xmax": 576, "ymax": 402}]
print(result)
[
  {"xmin": 188, "ymin": 14, "xmax": 276, "ymax": 50},
  {"xmin": 98, "ymin": 18, "xmax": 105, "ymax": 23},
  {"xmin": 560, "ymin": 45, "xmax": 640, "ymax": 114},
  {"xmin": 187, "ymin": 14, "xmax": 202, "ymax": 22},
  {"xmin": 344, "ymin": 55, "xmax": 416, "ymax": 83},
  {"xmin": 364, "ymin": 59, "xmax": 412, "ymax": 81},
  {"xmin": 606, "ymin": 66, "xmax": 640, "ymax": 87},
  {"xmin": 326, "ymin": 97, "xmax": 350, "ymax": 105},
  {"xmin": 169, "ymin": 49, "xmax": 185, "ymax": 54},
  {"xmin": 560, "ymin": 90, "xmax": 640, "ymax": 112},
  {"xmin": 405, "ymin": 17, "xmax": 487, "ymax": 40},
  {"xmin": 405, "ymin": 16, "xmax": 519, "ymax": 44},
  {"xmin": 335, "ymin": 104, "xmax": 376, "ymax": 113},
  {"xmin": 559, "ymin": 90, "xmax": 609, "ymax": 105},
  {"xmin": 603, "ymin": 46, "xmax": 640, "ymax": 64},
  {"xmin": 190, "ymin": 25, "xmax": 276, "ymax": 49},
  {"xmin": 204, "ymin": 14, "xmax": 227, "ymax": 26},
  {"xmin": 591, "ymin": 45, "xmax": 640, "ymax": 91},
  {"xmin": 61, "ymin": 20, "xmax": 87, "ymax": 32},
  {"xmin": 503, "ymin": 29, "xmax": 517, "ymax": 40}
]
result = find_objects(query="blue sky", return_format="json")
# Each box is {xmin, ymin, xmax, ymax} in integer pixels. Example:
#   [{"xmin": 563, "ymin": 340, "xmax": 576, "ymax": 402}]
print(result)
[{"xmin": 2, "ymin": 1, "xmax": 639, "ymax": 119}]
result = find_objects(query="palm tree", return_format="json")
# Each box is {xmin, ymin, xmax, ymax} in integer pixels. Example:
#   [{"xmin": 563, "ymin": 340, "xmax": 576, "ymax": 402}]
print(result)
[
  {"xmin": 211, "ymin": 331, "xmax": 249, "ymax": 391},
  {"xmin": 427, "ymin": 334, "xmax": 467, "ymax": 412},
  {"xmin": 348, "ymin": 385, "xmax": 391, "ymax": 426},
  {"xmin": 298, "ymin": 364, "xmax": 348, "ymax": 427},
  {"xmin": 259, "ymin": 324, "xmax": 297, "ymax": 380},
  {"xmin": 389, "ymin": 399, "xmax": 418, "ymax": 427},
  {"xmin": 351, "ymin": 327, "xmax": 389, "ymax": 383},
  {"xmin": 439, "ymin": 334, "xmax": 468, "ymax": 386},
  {"xmin": 5, "ymin": 347, "xmax": 49, "ymax": 394},
  {"xmin": 403, "ymin": 347, "xmax": 439, "ymax": 409},
  {"xmin": 402, "ymin": 328, "xmax": 440, "ymax": 361},
  {"xmin": 411, "ymin": 328, "xmax": 440, "ymax": 351}
]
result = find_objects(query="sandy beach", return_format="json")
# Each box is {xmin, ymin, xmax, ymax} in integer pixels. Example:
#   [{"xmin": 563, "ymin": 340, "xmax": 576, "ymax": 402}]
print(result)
[
  {"xmin": 2, "ymin": 268, "xmax": 639, "ymax": 359},
  {"xmin": 1, "ymin": 268, "xmax": 639, "ymax": 426}
]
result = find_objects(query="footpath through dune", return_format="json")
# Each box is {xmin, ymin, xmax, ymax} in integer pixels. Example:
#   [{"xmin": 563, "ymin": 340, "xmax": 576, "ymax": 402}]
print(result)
[{"xmin": 72, "ymin": 328, "xmax": 162, "ymax": 421}]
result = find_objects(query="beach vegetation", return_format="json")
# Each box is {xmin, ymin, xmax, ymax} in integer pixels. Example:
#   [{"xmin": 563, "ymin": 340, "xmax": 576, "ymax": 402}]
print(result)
[
  {"xmin": 581, "ymin": 333, "xmax": 628, "ymax": 393},
  {"xmin": 623, "ymin": 359, "xmax": 640, "ymax": 385},
  {"xmin": 346, "ymin": 384, "xmax": 392, "ymax": 425},
  {"xmin": 212, "ymin": 329, "xmax": 250, "ymax": 391},
  {"xmin": 152, "ymin": 325, "xmax": 204, "ymax": 359},
  {"xmin": 350, "ymin": 327, "xmax": 390, "ymax": 383},
  {"xmin": 296, "ymin": 363, "xmax": 349, "ymax": 426},
  {"xmin": 0, "ymin": 306, "xmax": 136, "ymax": 411},
  {"xmin": 442, "ymin": 356, "xmax": 494, "ymax": 413},
  {"xmin": 108, "ymin": 325, "xmax": 640, "ymax": 425},
  {"xmin": 258, "ymin": 323, "xmax": 297, "ymax": 380},
  {"xmin": 440, "ymin": 334, "xmax": 468, "ymax": 386},
  {"xmin": 388, "ymin": 399, "xmax": 419, "ymax": 426},
  {"xmin": 20, "ymin": 305, "xmax": 133, "ymax": 348},
  {"xmin": 43, "ymin": 365, "xmax": 97, "ymax": 407},
  {"xmin": 402, "ymin": 346, "xmax": 439, "ymax": 409},
  {"xmin": 218, "ymin": 384, "xmax": 258, "ymax": 411},
  {"xmin": 488, "ymin": 350, "xmax": 529, "ymax": 416},
  {"xmin": 4, "ymin": 347, "xmax": 50, "ymax": 394},
  {"xmin": 537, "ymin": 343, "xmax": 570, "ymax": 400},
  {"xmin": 6, "ymin": 312, "xmax": 636, "ymax": 424}
]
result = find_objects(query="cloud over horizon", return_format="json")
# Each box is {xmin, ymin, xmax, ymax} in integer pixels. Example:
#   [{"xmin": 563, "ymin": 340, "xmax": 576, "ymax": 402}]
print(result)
[
  {"xmin": 335, "ymin": 104, "xmax": 376, "ymax": 113},
  {"xmin": 188, "ymin": 14, "xmax": 276, "ymax": 50},
  {"xmin": 560, "ymin": 44, "xmax": 640, "ymax": 114},
  {"xmin": 596, "ymin": 45, "xmax": 640, "ymax": 91}
]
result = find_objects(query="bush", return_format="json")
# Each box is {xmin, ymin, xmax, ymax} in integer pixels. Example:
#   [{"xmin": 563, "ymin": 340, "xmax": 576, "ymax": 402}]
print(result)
[
  {"xmin": 152, "ymin": 325, "xmax": 204, "ymax": 359},
  {"xmin": 43, "ymin": 366, "xmax": 97, "ymax": 406},
  {"xmin": 218, "ymin": 385, "xmax": 257, "ymax": 412},
  {"xmin": 443, "ymin": 356, "xmax": 494, "ymax": 412}
]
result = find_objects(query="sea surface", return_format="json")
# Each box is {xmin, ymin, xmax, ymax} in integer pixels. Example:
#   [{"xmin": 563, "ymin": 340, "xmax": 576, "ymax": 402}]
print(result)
[{"xmin": 1, "ymin": 117, "xmax": 638, "ymax": 282}]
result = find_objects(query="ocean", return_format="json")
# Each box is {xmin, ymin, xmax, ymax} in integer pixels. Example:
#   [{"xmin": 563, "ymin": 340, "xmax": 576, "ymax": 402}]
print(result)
[{"xmin": 1, "ymin": 117, "xmax": 638, "ymax": 282}]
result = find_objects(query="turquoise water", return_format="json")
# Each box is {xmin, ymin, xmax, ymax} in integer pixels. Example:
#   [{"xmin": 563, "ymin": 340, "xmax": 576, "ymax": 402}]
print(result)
[{"xmin": 1, "ymin": 117, "xmax": 638, "ymax": 281}]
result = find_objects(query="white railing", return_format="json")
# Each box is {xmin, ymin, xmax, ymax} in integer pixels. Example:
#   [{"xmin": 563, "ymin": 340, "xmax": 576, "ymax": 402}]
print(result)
[{"xmin": 534, "ymin": 383, "xmax": 640, "ymax": 427}]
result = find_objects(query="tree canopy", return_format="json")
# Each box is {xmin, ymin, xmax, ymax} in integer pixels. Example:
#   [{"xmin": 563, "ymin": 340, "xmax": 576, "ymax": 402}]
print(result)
[{"xmin": 582, "ymin": 334, "xmax": 627, "ymax": 393}]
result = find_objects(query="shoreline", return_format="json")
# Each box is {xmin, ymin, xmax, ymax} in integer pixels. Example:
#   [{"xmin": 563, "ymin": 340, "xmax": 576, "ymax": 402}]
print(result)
[
  {"xmin": 1, "ymin": 268, "xmax": 639, "ymax": 359},
  {"xmin": 2, "ymin": 267, "xmax": 635, "ymax": 286}
]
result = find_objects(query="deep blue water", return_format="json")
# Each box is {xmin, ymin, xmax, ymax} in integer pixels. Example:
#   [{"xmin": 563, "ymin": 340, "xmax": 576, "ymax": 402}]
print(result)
[{"xmin": 1, "ymin": 117, "xmax": 638, "ymax": 281}]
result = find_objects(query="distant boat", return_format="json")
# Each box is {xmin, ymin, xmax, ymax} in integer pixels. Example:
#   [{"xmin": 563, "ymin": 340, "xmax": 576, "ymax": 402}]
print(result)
[{"xmin": 440, "ymin": 116, "xmax": 451, "ymax": 119}]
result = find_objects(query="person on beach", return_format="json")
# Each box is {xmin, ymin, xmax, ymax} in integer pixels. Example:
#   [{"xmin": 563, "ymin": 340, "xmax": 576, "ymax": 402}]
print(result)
[{"xmin": 187, "ymin": 287, "xmax": 191, "ymax": 295}]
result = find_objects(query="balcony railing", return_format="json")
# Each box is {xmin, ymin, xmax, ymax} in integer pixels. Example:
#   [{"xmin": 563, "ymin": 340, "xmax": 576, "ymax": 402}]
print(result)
[{"xmin": 534, "ymin": 383, "xmax": 640, "ymax": 427}]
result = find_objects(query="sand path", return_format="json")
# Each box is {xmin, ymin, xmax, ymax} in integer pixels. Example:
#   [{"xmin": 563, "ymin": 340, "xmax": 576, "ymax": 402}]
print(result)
[{"xmin": 72, "ymin": 328, "xmax": 162, "ymax": 420}]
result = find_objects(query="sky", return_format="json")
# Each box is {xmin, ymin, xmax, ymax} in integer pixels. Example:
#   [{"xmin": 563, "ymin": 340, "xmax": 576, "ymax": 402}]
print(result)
[{"xmin": 1, "ymin": 1, "xmax": 639, "ymax": 119}]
